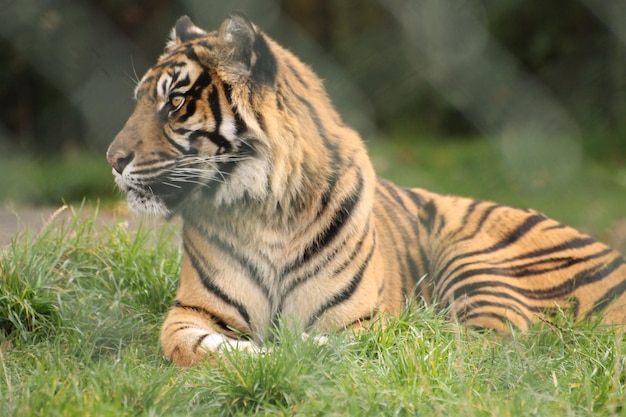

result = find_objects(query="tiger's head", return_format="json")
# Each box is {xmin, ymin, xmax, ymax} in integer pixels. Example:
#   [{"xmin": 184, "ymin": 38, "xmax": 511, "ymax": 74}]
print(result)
[
  {"xmin": 107, "ymin": 14, "xmax": 370, "ymax": 221},
  {"xmin": 107, "ymin": 14, "xmax": 279, "ymax": 217}
]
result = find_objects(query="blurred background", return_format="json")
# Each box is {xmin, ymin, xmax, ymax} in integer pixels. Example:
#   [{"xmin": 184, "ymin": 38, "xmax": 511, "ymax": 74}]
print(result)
[{"xmin": 1, "ymin": 0, "xmax": 625, "ymax": 246}]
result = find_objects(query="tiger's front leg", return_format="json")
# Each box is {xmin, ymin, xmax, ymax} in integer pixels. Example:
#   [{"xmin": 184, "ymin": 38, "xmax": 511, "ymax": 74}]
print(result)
[{"xmin": 160, "ymin": 302, "xmax": 259, "ymax": 367}]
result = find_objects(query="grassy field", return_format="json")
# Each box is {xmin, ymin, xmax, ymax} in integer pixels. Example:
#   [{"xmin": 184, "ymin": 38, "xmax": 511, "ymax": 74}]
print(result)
[{"xmin": 1, "ymin": 138, "xmax": 626, "ymax": 416}]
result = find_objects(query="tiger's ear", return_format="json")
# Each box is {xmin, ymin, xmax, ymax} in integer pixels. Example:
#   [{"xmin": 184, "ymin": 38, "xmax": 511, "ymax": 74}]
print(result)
[
  {"xmin": 166, "ymin": 16, "xmax": 207, "ymax": 51},
  {"xmin": 217, "ymin": 13, "xmax": 277, "ymax": 86}
]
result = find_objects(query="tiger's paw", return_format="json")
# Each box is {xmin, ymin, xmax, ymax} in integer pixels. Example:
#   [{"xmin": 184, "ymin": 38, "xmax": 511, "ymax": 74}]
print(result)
[
  {"xmin": 200, "ymin": 333, "xmax": 263, "ymax": 354},
  {"xmin": 301, "ymin": 332, "xmax": 329, "ymax": 345}
]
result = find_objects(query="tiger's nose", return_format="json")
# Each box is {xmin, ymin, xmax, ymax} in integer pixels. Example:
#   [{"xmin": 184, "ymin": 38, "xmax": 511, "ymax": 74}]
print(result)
[{"xmin": 106, "ymin": 151, "xmax": 135, "ymax": 174}]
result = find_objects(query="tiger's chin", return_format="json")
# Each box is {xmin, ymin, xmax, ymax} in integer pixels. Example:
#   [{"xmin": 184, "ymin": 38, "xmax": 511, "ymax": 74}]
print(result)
[
  {"xmin": 114, "ymin": 172, "xmax": 195, "ymax": 218},
  {"xmin": 125, "ymin": 189, "xmax": 173, "ymax": 218}
]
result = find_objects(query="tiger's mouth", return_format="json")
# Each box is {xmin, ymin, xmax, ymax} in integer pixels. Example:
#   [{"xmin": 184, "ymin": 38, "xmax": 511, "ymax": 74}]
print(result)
[{"xmin": 115, "ymin": 171, "xmax": 201, "ymax": 216}]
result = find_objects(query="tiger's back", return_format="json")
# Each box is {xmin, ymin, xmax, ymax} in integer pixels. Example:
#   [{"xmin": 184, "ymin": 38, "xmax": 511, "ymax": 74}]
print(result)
[
  {"xmin": 106, "ymin": 14, "xmax": 626, "ymax": 367},
  {"xmin": 376, "ymin": 179, "xmax": 626, "ymax": 331}
]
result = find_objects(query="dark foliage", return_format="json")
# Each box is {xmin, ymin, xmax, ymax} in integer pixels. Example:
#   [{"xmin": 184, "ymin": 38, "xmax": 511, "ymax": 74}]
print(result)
[{"xmin": 1, "ymin": 0, "xmax": 624, "ymax": 157}]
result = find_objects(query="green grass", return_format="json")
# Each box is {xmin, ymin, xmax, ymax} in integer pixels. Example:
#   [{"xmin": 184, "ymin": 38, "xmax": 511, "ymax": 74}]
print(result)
[
  {"xmin": 1, "ymin": 138, "xmax": 626, "ymax": 416},
  {"xmin": 1, "ymin": 211, "xmax": 625, "ymax": 415}
]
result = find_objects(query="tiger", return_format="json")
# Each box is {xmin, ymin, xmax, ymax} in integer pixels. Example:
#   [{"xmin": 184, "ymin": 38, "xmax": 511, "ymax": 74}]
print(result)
[{"xmin": 106, "ymin": 14, "xmax": 626, "ymax": 367}]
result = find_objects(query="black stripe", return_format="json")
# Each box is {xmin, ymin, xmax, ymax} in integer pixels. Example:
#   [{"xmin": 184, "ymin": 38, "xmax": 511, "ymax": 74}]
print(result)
[
  {"xmin": 460, "ymin": 200, "xmax": 481, "ymax": 226},
  {"xmin": 418, "ymin": 200, "xmax": 438, "ymax": 234},
  {"xmin": 379, "ymin": 184, "xmax": 431, "ymax": 297},
  {"xmin": 375, "ymin": 187, "xmax": 414, "ymax": 298},
  {"xmin": 291, "ymin": 81, "xmax": 343, "ymax": 180},
  {"xmin": 462, "ymin": 311, "xmax": 522, "ymax": 331},
  {"xmin": 168, "ymin": 320, "xmax": 198, "ymax": 331},
  {"xmin": 452, "ymin": 278, "xmax": 563, "ymax": 301},
  {"xmin": 343, "ymin": 310, "xmax": 379, "ymax": 329},
  {"xmin": 583, "ymin": 255, "xmax": 626, "ymax": 316},
  {"xmin": 499, "ymin": 248, "xmax": 613, "ymax": 273},
  {"xmin": 275, "ymin": 90, "xmax": 285, "ymax": 111},
  {"xmin": 377, "ymin": 180, "xmax": 412, "ymax": 216},
  {"xmin": 434, "ymin": 198, "xmax": 483, "ymax": 256},
  {"xmin": 171, "ymin": 126, "xmax": 192, "ymax": 135},
  {"xmin": 474, "ymin": 213, "xmax": 548, "ymax": 255},
  {"xmin": 377, "ymin": 181, "xmax": 427, "ymax": 296},
  {"xmin": 184, "ymin": 45, "xmax": 201, "ymax": 62},
  {"xmin": 188, "ymin": 130, "xmax": 233, "ymax": 153},
  {"xmin": 286, "ymin": 79, "xmax": 344, "ymax": 222},
  {"xmin": 184, "ymin": 215, "xmax": 273, "ymax": 276},
  {"xmin": 544, "ymin": 223, "xmax": 568, "ymax": 231},
  {"xmin": 464, "ymin": 289, "xmax": 541, "ymax": 313},
  {"xmin": 162, "ymin": 127, "xmax": 188, "ymax": 154},
  {"xmin": 193, "ymin": 333, "xmax": 211, "ymax": 353},
  {"xmin": 208, "ymin": 85, "xmax": 223, "ymax": 130},
  {"xmin": 288, "ymin": 171, "xmax": 364, "ymax": 272},
  {"xmin": 431, "ymin": 203, "xmax": 500, "ymax": 279},
  {"xmin": 307, "ymin": 232, "xmax": 377, "ymax": 328},
  {"xmin": 329, "ymin": 223, "xmax": 372, "ymax": 279},
  {"xmin": 455, "ymin": 299, "xmax": 531, "ymax": 328},
  {"xmin": 450, "ymin": 255, "xmax": 626, "ymax": 305},
  {"xmin": 442, "ymin": 259, "xmax": 586, "ymax": 302},
  {"xmin": 278, "ymin": 220, "xmax": 372, "ymax": 325},
  {"xmin": 206, "ymin": 234, "xmax": 273, "ymax": 304},
  {"xmin": 587, "ymin": 265, "xmax": 626, "ymax": 316},
  {"xmin": 437, "ymin": 212, "xmax": 547, "ymax": 288},
  {"xmin": 272, "ymin": 223, "xmax": 371, "ymax": 331},
  {"xmin": 172, "ymin": 300, "xmax": 236, "ymax": 334},
  {"xmin": 223, "ymin": 83, "xmax": 247, "ymax": 134},
  {"xmin": 189, "ymin": 69, "xmax": 212, "ymax": 95},
  {"xmin": 400, "ymin": 186, "xmax": 424, "ymax": 208},
  {"xmin": 172, "ymin": 74, "xmax": 191, "ymax": 91},
  {"xmin": 184, "ymin": 240, "xmax": 252, "ymax": 327},
  {"xmin": 223, "ymin": 83, "xmax": 234, "ymax": 105},
  {"xmin": 193, "ymin": 137, "xmax": 258, "ymax": 201},
  {"xmin": 200, "ymin": 158, "xmax": 239, "ymax": 200},
  {"xmin": 152, "ymin": 60, "xmax": 188, "ymax": 72},
  {"xmin": 286, "ymin": 61, "xmax": 309, "ymax": 89},
  {"xmin": 318, "ymin": 178, "xmax": 339, "ymax": 220},
  {"xmin": 254, "ymin": 109, "xmax": 267, "ymax": 132},
  {"xmin": 417, "ymin": 243, "xmax": 432, "ymax": 295},
  {"xmin": 196, "ymin": 40, "xmax": 216, "ymax": 50},
  {"xmin": 456, "ymin": 203, "xmax": 502, "ymax": 243},
  {"xmin": 446, "ymin": 247, "xmax": 613, "ymax": 284},
  {"xmin": 137, "ymin": 74, "xmax": 157, "ymax": 87},
  {"xmin": 490, "ymin": 236, "xmax": 599, "ymax": 265}
]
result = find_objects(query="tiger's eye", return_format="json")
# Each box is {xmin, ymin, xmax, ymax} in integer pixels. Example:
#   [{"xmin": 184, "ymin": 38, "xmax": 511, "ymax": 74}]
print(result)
[{"xmin": 169, "ymin": 95, "xmax": 185, "ymax": 110}]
